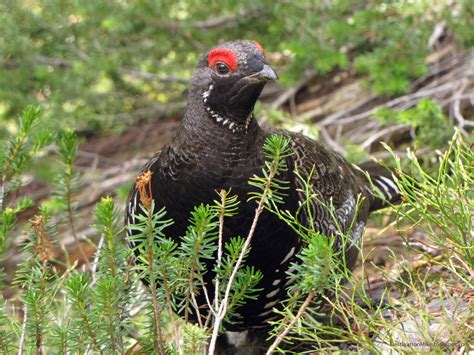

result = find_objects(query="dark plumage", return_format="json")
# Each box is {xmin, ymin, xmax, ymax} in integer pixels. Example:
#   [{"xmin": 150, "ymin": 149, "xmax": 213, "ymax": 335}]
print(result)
[{"xmin": 126, "ymin": 40, "xmax": 401, "ymax": 333}]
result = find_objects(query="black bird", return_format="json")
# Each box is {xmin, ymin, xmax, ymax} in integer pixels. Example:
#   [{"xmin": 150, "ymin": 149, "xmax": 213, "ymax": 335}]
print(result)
[{"xmin": 126, "ymin": 40, "xmax": 400, "ymax": 346}]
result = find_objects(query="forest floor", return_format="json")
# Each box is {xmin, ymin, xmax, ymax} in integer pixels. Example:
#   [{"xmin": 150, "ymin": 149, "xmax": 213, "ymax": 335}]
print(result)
[{"xmin": 4, "ymin": 33, "xmax": 473, "ymax": 351}]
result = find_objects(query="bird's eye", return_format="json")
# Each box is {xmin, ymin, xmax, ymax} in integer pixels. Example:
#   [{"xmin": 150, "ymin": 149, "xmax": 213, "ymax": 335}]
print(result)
[{"xmin": 215, "ymin": 62, "xmax": 230, "ymax": 75}]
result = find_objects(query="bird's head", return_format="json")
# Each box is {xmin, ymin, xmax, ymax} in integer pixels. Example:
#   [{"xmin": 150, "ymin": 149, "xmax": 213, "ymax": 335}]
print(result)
[{"xmin": 190, "ymin": 40, "xmax": 277, "ymax": 132}]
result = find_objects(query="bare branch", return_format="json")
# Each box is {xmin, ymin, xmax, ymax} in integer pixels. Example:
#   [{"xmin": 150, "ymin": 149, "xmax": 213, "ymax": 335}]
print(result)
[
  {"xmin": 320, "ymin": 126, "xmax": 345, "ymax": 155},
  {"xmin": 360, "ymin": 124, "xmax": 407, "ymax": 151},
  {"xmin": 208, "ymin": 154, "xmax": 283, "ymax": 354},
  {"xmin": 266, "ymin": 292, "xmax": 315, "ymax": 354},
  {"xmin": 318, "ymin": 94, "xmax": 377, "ymax": 126},
  {"xmin": 451, "ymin": 79, "xmax": 472, "ymax": 135},
  {"xmin": 18, "ymin": 305, "xmax": 28, "ymax": 355},
  {"xmin": 322, "ymin": 80, "xmax": 463, "ymax": 127},
  {"xmin": 214, "ymin": 190, "xmax": 226, "ymax": 313},
  {"xmin": 90, "ymin": 234, "xmax": 105, "ymax": 284},
  {"xmin": 271, "ymin": 71, "xmax": 315, "ymax": 110}
]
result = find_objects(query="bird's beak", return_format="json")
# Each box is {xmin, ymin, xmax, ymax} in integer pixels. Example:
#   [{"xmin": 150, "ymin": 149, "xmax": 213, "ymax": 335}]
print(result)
[
  {"xmin": 246, "ymin": 64, "xmax": 278, "ymax": 82},
  {"xmin": 256, "ymin": 64, "xmax": 278, "ymax": 81}
]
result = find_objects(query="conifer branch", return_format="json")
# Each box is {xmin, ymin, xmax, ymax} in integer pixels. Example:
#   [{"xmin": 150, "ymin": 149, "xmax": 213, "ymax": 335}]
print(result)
[
  {"xmin": 208, "ymin": 178, "xmax": 269, "ymax": 354},
  {"xmin": 208, "ymin": 135, "xmax": 291, "ymax": 354},
  {"xmin": 79, "ymin": 309, "xmax": 102, "ymax": 354},
  {"xmin": 134, "ymin": 171, "xmax": 181, "ymax": 354},
  {"xmin": 147, "ymin": 253, "xmax": 165, "ymax": 354},
  {"xmin": 66, "ymin": 197, "xmax": 91, "ymax": 270},
  {"xmin": 144, "ymin": 205, "xmax": 165, "ymax": 354},
  {"xmin": 57, "ymin": 130, "xmax": 92, "ymax": 270},
  {"xmin": 104, "ymin": 285, "xmax": 117, "ymax": 353},
  {"xmin": 161, "ymin": 264, "xmax": 184, "ymax": 355}
]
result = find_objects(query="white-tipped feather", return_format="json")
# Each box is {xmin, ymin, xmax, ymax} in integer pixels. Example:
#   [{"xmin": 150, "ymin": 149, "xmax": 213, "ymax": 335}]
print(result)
[
  {"xmin": 265, "ymin": 288, "xmax": 280, "ymax": 299},
  {"xmin": 378, "ymin": 176, "xmax": 398, "ymax": 193},
  {"xmin": 263, "ymin": 300, "xmax": 279, "ymax": 309},
  {"xmin": 374, "ymin": 179, "xmax": 392, "ymax": 200},
  {"xmin": 257, "ymin": 309, "xmax": 273, "ymax": 317},
  {"xmin": 280, "ymin": 246, "xmax": 295, "ymax": 265}
]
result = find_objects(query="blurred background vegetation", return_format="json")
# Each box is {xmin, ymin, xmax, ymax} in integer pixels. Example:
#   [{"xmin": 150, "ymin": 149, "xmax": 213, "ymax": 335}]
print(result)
[
  {"xmin": 1, "ymin": 0, "xmax": 472, "ymax": 136},
  {"xmin": 0, "ymin": 1, "xmax": 473, "ymax": 352}
]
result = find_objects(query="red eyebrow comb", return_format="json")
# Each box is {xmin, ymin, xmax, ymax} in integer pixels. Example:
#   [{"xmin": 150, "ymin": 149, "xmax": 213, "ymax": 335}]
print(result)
[
  {"xmin": 253, "ymin": 41, "xmax": 264, "ymax": 54},
  {"xmin": 208, "ymin": 48, "xmax": 238, "ymax": 71}
]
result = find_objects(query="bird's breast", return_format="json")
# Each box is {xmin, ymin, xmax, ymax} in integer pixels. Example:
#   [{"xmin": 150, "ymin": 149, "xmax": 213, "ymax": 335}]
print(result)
[{"xmin": 154, "ymin": 145, "xmax": 266, "ymax": 233}]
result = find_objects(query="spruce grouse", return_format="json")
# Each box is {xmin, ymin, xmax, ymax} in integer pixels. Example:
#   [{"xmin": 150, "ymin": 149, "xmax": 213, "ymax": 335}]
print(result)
[{"xmin": 126, "ymin": 40, "xmax": 400, "ymax": 332}]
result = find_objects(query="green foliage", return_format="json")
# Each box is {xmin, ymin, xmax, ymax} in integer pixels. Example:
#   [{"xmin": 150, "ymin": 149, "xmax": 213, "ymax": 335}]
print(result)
[
  {"xmin": 352, "ymin": 3, "xmax": 430, "ymax": 96},
  {"xmin": 180, "ymin": 204, "xmax": 219, "ymax": 268},
  {"xmin": 1, "ymin": 1, "xmax": 469, "ymax": 134},
  {"xmin": 215, "ymin": 235, "xmax": 263, "ymax": 324},
  {"xmin": 0, "ymin": 106, "xmax": 52, "ymax": 188},
  {"xmin": 13, "ymin": 210, "xmax": 71, "ymax": 353},
  {"xmin": 91, "ymin": 198, "xmax": 132, "ymax": 352},
  {"xmin": 57, "ymin": 129, "xmax": 79, "ymax": 167},
  {"xmin": 65, "ymin": 273, "xmax": 102, "ymax": 352},
  {"xmin": 375, "ymin": 99, "xmax": 455, "ymax": 149},
  {"xmin": 386, "ymin": 131, "xmax": 473, "ymax": 270},
  {"xmin": 51, "ymin": 129, "xmax": 80, "ymax": 210},
  {"xmin": 0, "ymin": 104, "xmax": 472, "ymax": 352},
  {"xmin": 0, "ymin": 106, "xmax": 52, "ymax": 320},
  {"xmin": 127, "ymin": 202, "xmax": 175, "ymax": 282},
  {"xmin": 249, "ymin": 134, "xmax": 292, "ymax": 206},
  {"xmin": 291, "ymin": 235, "xmax": 338, "ymax": 293},
  {"xmin": 0, "ymin": 107, "xmax": 45, "ymax": 352},
  {"xmin": 0, "ymin": 197, "xmax": 32, "ymax": 254},
  {"xmin": 262, "ymin": 131, "xmax": 473, "ymax": 353},
  {"xmin": 344, "ymin": 143, "xmax": 372, "ymax": 164},
  {"xmin": 443, "ymin": 0, "xmax": 474, "ymax": 47},
  {"xmin": 275, "ymin": 132, "xmax": 473, "ymax": 352},
  {"xmin": 93, "ymin": 196, "xmax": 127, "ymax": 277},
  {"xmin": 0, "ymin": 309, "xmax": 17, "ymax": 354}
]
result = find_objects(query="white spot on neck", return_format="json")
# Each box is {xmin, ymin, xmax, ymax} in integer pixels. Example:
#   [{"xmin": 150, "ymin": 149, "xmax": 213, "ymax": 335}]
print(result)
[{"xmin": 202, "ymin": 83, "xmax": 253, "ymax": 134}]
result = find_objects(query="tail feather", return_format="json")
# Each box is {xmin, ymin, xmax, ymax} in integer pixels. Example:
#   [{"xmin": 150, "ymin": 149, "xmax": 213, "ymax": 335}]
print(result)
[
  {"xmin": 369, "ymin": 174, "xmax": 401, "ymax": 211},
  {"xmin": 357, "ymin": 161, "xmax": 402, "ymax": 212}
]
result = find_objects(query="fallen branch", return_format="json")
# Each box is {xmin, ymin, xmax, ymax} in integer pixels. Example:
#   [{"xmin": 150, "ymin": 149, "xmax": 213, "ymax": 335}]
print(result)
[
  {"xmin": 322, "ymin": 79, "xmax": 464, "ymax": 127},
  {"xmin": 360, "ymin": 124, "xmax": 407, "ymax": 151},
  {"xmin": 271, "ymin": 72, "xmax": 315, "ymax": 110},
  {"xmin": 320, "ymin": 126, "xmax": 345, "ymax": 155},
  {"xmin": 318, "ymin": 94, "xmax": 377, "ymax": 126},
  {"xmin": 450, "ymin": 78, "xmax": 472, "ymax": 135}
]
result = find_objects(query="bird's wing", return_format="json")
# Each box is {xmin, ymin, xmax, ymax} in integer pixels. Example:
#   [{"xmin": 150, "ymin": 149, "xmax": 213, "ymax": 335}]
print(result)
[{"xmin": 284, "ymin": 132, "xmax": 370, "ymax": 244}]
